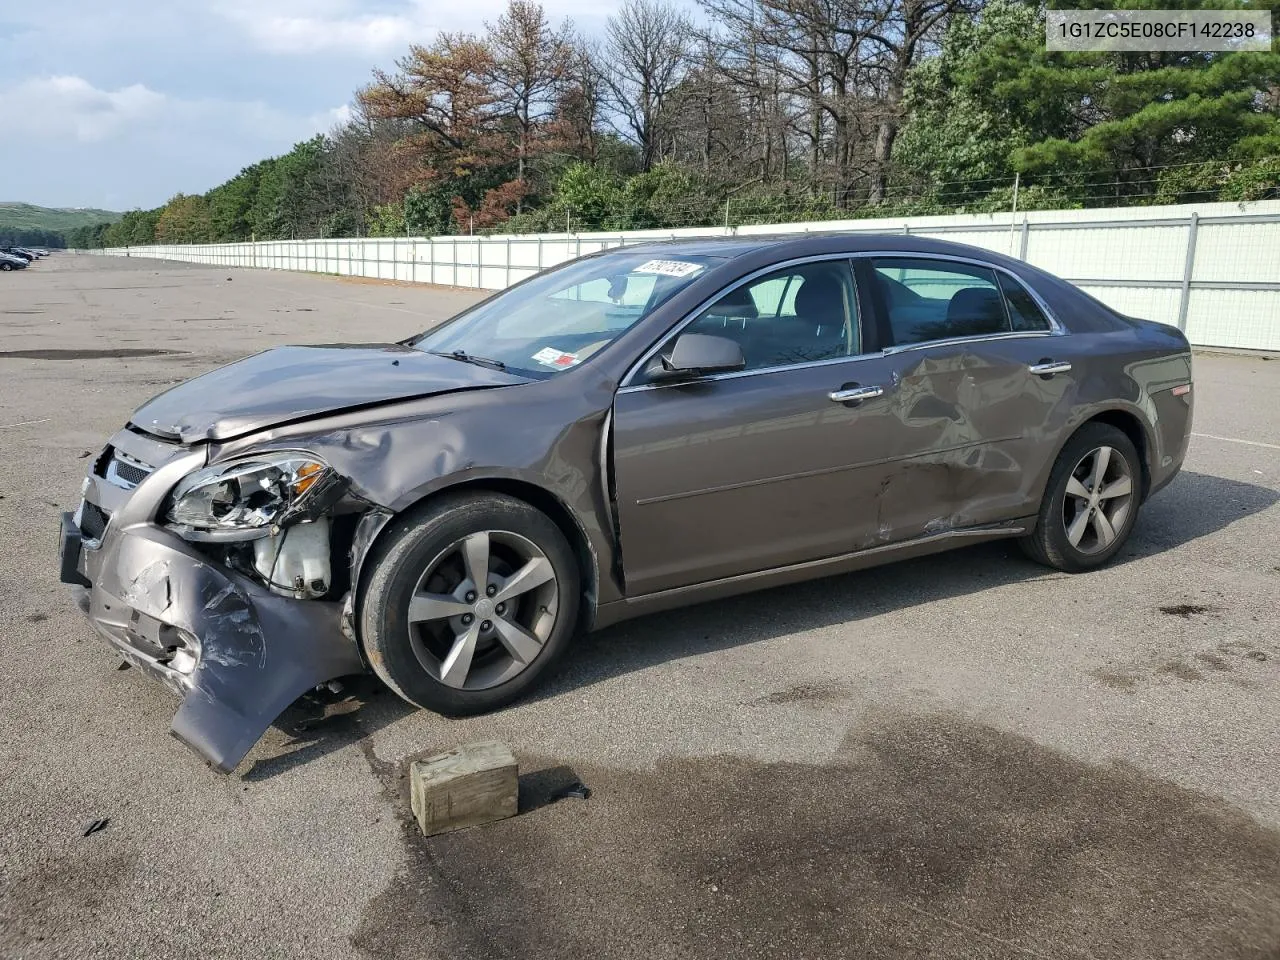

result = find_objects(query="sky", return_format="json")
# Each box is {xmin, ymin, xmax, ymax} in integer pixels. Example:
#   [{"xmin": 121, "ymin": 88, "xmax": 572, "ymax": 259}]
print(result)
[{"xmin": 0, "ymin": 0, "xmax": 617, "ymax": 211}]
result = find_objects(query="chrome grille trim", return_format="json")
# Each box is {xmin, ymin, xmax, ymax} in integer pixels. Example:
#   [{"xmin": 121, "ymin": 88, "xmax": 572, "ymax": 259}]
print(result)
[{"xmin": 103, "ymin": 448, "xmax": 155, "ymax": 491}]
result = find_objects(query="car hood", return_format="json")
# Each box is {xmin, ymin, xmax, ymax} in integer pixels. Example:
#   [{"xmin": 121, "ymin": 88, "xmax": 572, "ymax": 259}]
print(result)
[{"xmin": 130, "ymin": 343, "xmax": 529, "ymax": 443}]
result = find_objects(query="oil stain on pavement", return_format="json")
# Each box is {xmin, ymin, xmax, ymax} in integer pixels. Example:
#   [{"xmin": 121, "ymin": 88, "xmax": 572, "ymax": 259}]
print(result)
[{"xmin": 353, "ymin": 712, "xmax": 1280, "ymax": 960}]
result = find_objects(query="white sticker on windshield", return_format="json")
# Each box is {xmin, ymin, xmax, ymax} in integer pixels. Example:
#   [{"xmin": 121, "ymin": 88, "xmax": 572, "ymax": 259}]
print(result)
[
  {"xmin": 634, "ymin": 259, "xmax": 703, "ymax": 278},
  {"xmin": 532, "ymin": 346, "xmax": 580, "ymax": 369}
]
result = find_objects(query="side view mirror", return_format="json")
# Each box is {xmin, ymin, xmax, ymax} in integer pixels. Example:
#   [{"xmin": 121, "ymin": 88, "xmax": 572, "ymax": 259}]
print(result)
[{"xmin": 648, "ymin": 333, "xmax": 746, "ymax": 381}]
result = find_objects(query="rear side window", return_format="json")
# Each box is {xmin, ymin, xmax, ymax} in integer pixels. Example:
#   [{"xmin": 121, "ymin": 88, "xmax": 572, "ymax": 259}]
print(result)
[
  {"xmin": 997, "ymin": 273, "xmax": 1052, "ymax": 332},
  {"xmin": 870, "ymin": 257, "xmax": 1050, "ymax": 346}
]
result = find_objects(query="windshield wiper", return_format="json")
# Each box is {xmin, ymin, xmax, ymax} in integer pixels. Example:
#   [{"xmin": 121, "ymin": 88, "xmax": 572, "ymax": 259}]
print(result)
[{"xmin": 428, "ymin": 349, "xmax": 506, "ymax": 371}]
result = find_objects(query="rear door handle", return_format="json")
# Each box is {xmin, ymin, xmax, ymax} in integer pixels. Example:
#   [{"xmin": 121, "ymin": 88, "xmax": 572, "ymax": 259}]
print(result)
[
  {"xmin": 1028, "ymin": 361, "xmax": 1072, "ymax": 376},
  {"xmin": 829, "ymin": 385, "xmax": 884, "ymax": 403}
]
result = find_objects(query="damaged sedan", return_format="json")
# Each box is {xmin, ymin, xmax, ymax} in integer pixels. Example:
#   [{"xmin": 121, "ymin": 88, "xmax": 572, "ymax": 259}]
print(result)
[{"xmin": 60, "ymin": 234, "xmax": 1194, "ymax": 771}]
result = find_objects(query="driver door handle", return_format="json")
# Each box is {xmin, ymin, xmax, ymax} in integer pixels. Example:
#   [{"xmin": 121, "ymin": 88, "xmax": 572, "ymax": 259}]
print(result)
[
  {"xmin": 1028, "ymin": 360, "xmax": 1072, "ymax": 376},
  {"xmin": 829, "ymin": 385, "xmax": 884, "ymax": 403}
]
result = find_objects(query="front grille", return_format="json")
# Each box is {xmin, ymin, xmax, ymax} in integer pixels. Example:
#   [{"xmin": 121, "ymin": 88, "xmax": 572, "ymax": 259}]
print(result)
[
  {"xmin": 80, "ymin": 502, "xmax": 110, "ymax": 541},
  {"xmin": 113, "ymin": 459, "xmax": 150, "ymax": 486},
  {"xmin": 95, "ymin": 445, "xmax": 155, "ymax": 490}
]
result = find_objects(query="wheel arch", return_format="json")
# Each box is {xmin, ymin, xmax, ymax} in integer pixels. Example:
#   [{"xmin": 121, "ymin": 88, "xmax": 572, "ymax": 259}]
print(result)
[
  {"xmin": 1048, "ymin": 405, "xmax": 1154, "ymax": 504},
  {"xmin": 351, "ymin": 475, "xmax": 601, "ymax": 639},
  {"xmin": 1078, "ymin": 407, "xmax": 1153, "ymax": 501}
]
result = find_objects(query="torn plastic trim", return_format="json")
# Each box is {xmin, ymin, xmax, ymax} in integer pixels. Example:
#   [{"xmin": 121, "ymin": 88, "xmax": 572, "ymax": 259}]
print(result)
[
  {"xmin": 82, "ymin": 522, "xmax": 365, "ymax": 773},
  {"xmin": 340, "ymin": 508, "xmax": 394, "ymax": 650},
  {"xmin": 274, "ymin": 470, "xmax": 351, "ymax": 530}
]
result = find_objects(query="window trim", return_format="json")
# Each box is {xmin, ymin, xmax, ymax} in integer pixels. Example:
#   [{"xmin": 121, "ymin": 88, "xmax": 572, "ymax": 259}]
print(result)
[
  {"xmin": 620, "ymin": 253, "xmax": 868, "ymax": 390},
  {"xmin": 617, "ymin": 250, "xmax": 1064, "ymax": 392}
]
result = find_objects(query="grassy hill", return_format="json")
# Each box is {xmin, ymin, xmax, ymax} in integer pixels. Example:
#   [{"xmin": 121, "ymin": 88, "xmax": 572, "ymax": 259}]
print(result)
[{"xmin": 0, "ymin": 202, "xmax": 120, "ymax": 234}]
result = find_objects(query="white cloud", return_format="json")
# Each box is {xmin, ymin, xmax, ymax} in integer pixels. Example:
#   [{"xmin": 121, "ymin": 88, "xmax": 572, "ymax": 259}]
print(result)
[
  {"xmin": 221, "ymin": 11, "xmax": 420, "ymax": 56},
  {"xmin": 0, "ymin": 0, "xmax": 624, "ymax": 208},
  {"xmin": 0, "ymin": 75, "xmax": 327, "ymax": 147},
  {"xmin": 214, "ymin": 0, "xmax": 612, "ymax": 56},
  {"xmin": 0, "ymin": 76, "xmax": 166, "ymax": 142},
  {"xmin": 319, "ymin": 102, "xmax": 355, "ymax": 128},
  {"xmin": 0, "ymin": 75, "xmax": 347, "ymax": 207},
  {"xmin": 215, "ymin": 0, "xmax": 447, "ymax": 55}
]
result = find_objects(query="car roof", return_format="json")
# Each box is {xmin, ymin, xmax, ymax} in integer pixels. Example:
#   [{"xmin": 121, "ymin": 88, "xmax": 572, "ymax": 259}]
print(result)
[{"xmin": 613, "ymin": 232, "xmax": 1019, "ymax": 264}]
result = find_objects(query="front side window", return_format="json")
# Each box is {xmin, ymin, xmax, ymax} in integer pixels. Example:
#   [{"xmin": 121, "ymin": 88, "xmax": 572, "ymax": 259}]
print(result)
[
  {"xmin": 871, "ymin": 257, "xmax": 1051, "ymax": 346},
  {"xmin": 684, "ymin": 261, "xmax": 860, "ymax": 371},
  {"xmin": 413, "ymin": 252, "xmax": 722, "ymax": 377}
]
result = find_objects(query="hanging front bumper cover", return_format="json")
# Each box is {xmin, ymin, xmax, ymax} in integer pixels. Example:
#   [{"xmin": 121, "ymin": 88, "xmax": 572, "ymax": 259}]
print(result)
[{"xmin": 59, "ymin": 432, "xmax": 366, "ymax": 773}]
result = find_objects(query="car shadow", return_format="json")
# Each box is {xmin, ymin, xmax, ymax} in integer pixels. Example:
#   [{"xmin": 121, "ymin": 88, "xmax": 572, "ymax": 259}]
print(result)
[
  {"xmin": 1121, "ymin": 469, "xmax": 1280, "ymax": 559},
  {"xmin": 245, "ymin": 470, "xmax": 1276, "ymax": 778},
  {"xmin": 530, "ymin": 469, "xmax": 1278, "ymax": 704},
  {"xmin": 241, "ymin": 675, "xmax": 412, "ymax": 781}
]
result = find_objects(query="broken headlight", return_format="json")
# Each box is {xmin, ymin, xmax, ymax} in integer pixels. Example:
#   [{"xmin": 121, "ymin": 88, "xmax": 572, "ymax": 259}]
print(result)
[{"xmin": 166, "ymin": 453, "xmax": 331, "ymax": 541}]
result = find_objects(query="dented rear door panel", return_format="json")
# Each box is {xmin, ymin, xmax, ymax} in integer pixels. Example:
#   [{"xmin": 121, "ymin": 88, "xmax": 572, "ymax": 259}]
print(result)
[{"xmin": 877, "ymin": 335, "xmax": 1083, "ymax": 530}]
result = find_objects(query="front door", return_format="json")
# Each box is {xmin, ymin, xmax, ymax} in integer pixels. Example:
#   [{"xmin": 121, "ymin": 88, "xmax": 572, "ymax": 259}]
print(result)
[{"xmin": 612, "ymin": 257, "xmax": 941, "ymax": 597}]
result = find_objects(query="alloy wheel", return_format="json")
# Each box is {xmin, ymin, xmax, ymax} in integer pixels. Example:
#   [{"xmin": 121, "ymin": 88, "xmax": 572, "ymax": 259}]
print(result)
[
  {"xmin": 406, "ymin": 530, "xmax": 559, "ymax": 690},
  {"xmin": 1061, "ymin": 445, "xmax": 1134, "ymax": 555}
]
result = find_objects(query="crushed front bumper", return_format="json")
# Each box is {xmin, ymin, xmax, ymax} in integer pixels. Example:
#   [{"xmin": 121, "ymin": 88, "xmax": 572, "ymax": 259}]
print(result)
[{"xmin": 60, "ymin": 430, "xmax": 366, "ymax": 773}]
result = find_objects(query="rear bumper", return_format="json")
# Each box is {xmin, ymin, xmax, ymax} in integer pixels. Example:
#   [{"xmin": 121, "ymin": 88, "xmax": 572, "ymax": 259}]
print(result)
[{"xmin": 60, "ymin": 436, "xmax": 365, "ymax": 773}]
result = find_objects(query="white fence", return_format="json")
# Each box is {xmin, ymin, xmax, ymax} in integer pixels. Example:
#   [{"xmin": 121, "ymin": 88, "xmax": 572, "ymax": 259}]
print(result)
[{"xmin": 93, "ymin": 200, "xmax": 1280, "ymax": 352}]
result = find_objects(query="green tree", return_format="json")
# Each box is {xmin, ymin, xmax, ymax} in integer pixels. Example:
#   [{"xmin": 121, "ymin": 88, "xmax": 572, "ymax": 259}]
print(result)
[
  {"xmin": 897, "ymin": 0, "xmax": 1280, "ymax": 206},
  {"xmin": 64, "ymin": 224, "xmax": 100, "ymax": 248},
  {"xmin": 894, "ymin": 0, "xmax": 1044, "ymax": 198},
  {"xmin": 208, "ymin": 164, "xmax": 263, "ymax": 241},
  {"xmin": 99, "ymin": 209, "xmax": 160, "ymax": 246},
  {"xmin": 154, "ymin": 194, "xmax": 214, "ymax": 243},
  {"xmin": 275, "ymin": 137, "xmax": 328, "ymax": 238},
  {"xmin": 406, "ymin": 184, "xmax": 457, "ymax": 235}
]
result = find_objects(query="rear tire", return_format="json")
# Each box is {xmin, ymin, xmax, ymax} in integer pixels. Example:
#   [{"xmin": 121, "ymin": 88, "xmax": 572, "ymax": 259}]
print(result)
[
  {"xmin": 1019, "ymin": 423, "xmax": 1141, "ymax": 572},
  {"xmin": 1, "ymin": 263, "xmax": 11, "ymax": 271},
  {"xmin": 358, "ymin": 492, "xmax": 580, "ymax": 716}
]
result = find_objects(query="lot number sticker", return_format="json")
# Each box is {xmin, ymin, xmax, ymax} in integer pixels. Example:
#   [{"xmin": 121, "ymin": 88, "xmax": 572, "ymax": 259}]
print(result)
[{"xmin": 634, "ymin": 259, "xmax": 704, "ymax": 278}]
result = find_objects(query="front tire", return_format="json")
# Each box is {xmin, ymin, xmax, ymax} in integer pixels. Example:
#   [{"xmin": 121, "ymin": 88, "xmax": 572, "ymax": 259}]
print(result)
[
  {"xmin": 1020, "ymin": 423, "xmax": 1141, "ymax": 572},
  {"xmin": 359, "ymin": 492, "xmax": 580, "ymax": 715}
]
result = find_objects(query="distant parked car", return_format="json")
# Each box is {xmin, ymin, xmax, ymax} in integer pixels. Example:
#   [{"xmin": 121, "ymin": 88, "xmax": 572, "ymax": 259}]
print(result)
[
  {"xmin": 0, "ymin": 251, "xmax": 29, "ymax": 270},
  {"xmin": 0, "ymin": 246, "xmax": 35, "ymax": 262}
]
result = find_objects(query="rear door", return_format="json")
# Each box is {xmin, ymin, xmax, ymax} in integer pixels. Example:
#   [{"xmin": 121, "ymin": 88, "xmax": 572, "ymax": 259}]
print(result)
[{"xmin": 859, "ymin": 255, "xmax": 1078, "ymax": 527}]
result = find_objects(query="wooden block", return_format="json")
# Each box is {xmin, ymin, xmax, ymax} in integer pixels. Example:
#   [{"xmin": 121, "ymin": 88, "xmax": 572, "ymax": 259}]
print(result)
[{"xmin": 410, "ymin": 741, "xmax": 518, "ymax": 837}]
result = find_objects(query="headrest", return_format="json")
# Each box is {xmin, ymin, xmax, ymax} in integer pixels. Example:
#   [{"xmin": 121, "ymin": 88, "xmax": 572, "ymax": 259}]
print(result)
[
  {"xmin": 946, "ymin": 287, "xmax": 1004, "ymax": 332},
  {"xmin": 712, "ymin": 286, "xmax": 758, "ymax": 319},
  {"xmin": 794, "ymin": 273, "xmax": 844, "ymax": 317}
]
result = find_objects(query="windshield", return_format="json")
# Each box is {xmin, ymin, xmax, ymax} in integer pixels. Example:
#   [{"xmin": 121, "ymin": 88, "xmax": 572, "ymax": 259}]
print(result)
[{"xmin": 411, "ymin": 251, "xmax": 722, "ymax": 378}]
